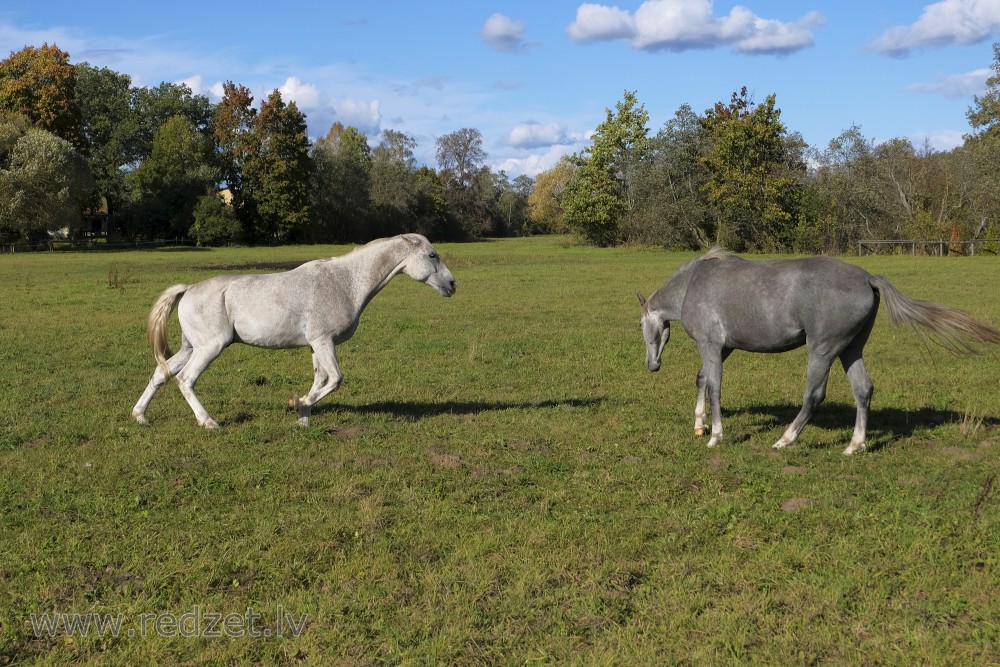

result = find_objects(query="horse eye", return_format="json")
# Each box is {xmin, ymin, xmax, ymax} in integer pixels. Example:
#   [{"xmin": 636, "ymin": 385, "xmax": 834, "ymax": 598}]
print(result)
[{"xmin": 428, "ymin": 252, "xmax": 438, "ymax": 259}]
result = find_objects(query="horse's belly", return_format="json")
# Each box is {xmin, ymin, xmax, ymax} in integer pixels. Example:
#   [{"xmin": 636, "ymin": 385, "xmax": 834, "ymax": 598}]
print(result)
[{"xmin": 233, "ymin": 316, "xmax": 308, "ymax": 349}]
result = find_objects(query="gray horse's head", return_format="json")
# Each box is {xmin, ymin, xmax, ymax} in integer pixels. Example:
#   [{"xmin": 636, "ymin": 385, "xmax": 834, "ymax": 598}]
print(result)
[
  {"xmin": 637, "ymin": 292, "xmax": 669, "ymax": 372},
  {"xmin": 401, "ymin": 234, "xmax": 457, "ymax": 297}
]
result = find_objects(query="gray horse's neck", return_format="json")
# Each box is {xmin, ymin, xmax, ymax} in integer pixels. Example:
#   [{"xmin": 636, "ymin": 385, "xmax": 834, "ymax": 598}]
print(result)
[{"xmin": 650, "ymin": 258, "xmax": 698, "ymax": 320}]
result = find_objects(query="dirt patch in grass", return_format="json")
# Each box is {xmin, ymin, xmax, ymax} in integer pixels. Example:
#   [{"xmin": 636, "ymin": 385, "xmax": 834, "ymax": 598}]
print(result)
[
  {"xmin": 782, "ymin": 465, "xmax": 809, "ymax": 475},
  {"xmin": 327, "ymin": 425, "xmax": 367, "ymax": 439},
  {"xmin": 427, "ymin": 450, "xmax": 463, "ymax": 469},
  {"xmin": 473, "ymin": 465, "xmax": 525, "ymax": 477},
  {"xmin": 940, "ymin": 446, "xmax": 981, "ymax": 461},
  {"xmin": 780, "ymin": 497, "xmax": 815, "ymax": 512}
]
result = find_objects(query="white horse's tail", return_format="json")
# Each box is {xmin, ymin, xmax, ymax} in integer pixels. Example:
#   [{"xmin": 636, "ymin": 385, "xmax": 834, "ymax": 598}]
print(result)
[{"xmin": 148, "ymin": 284, "xmax": 189, "ymax": 379}]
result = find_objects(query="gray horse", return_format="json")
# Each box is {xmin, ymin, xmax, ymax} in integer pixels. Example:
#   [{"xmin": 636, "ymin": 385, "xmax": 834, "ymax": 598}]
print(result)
[
  {"xmin": 638, "ymin": 248, "xmax": 1000, "ymax": 454},
  {"xmin": 132, "ymin": 234, "xmax": 456, "ymax": 428}
]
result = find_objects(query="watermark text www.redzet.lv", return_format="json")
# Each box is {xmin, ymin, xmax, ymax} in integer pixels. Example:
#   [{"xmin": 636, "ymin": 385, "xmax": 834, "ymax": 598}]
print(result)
[{"xmin": 30, "ymin": 606, "xmax": 307, "ymax": 639}]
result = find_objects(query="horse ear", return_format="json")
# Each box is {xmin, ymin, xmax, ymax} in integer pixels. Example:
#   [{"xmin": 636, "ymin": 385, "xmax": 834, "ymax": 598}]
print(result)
[
  {"xmin": 401, "ymin": 233, "xmax": 421, "ymax": 246},
  {"xmin": 636, "ymin": 291, "xmax": 647, "ymax": 308}
]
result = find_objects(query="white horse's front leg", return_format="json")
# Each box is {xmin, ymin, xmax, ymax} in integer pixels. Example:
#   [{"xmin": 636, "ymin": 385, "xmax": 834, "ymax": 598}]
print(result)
[{"xmin": 293, "ymin": 339, "xmax": 343, "ymax": 426}]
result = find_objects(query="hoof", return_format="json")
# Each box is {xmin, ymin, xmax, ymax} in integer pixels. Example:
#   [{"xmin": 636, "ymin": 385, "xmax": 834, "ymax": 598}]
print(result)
[
  {"xmin": 132, "ymin": 412, "xmax": 148, "ymax": 425},
  {"xmin": 202, "ymin": 419, "xmax": 220, "ymax": 430},
  {"xmin": 297, "ymin": 416, "xmax": 310, "ymax": 427},
  {"xmin": 706, "ymin": 436, "xmax": 721, "ymax": 448},
  {"xmin": 287, "ymin": 395, "xmax": 300, "ymax": 412},
  {"xmin": 842, "ymin": 442, "xmax": 866, "ymax": 456},
  {"xmin": 694, "ymin": 427, "xmax": 705, "ymax": 437}
]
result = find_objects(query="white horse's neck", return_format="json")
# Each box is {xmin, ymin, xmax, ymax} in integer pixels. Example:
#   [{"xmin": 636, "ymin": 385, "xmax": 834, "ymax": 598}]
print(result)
[{"xmin": 340, "ymin": 237, "xmax": 412, "ymax": 312}]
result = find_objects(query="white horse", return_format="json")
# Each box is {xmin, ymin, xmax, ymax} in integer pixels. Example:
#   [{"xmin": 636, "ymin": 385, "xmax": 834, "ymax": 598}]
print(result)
[{"xmin": 132, "ymin": 234, "xmax": 456, "ymax": 428}]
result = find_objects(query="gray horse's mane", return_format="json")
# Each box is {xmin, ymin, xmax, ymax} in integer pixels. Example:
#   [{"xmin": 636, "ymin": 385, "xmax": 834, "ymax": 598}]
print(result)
[{"xmin": 673, "ymin": 246, "xmax": 732, "ymax": 276}]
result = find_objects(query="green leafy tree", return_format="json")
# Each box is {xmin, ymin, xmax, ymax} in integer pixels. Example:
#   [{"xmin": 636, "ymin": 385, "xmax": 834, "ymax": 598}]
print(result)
[
  {"xmin": 966, "ymin": 42, "xmax": 1000, "ymax": 243},
  {"xmin": 126, "ymin": 115, "xmax": 218, "ymax": 238},
  {"xmin": 370, "ymin": 129, "xmax": 417, "ymax": 236},
  {"xmin": 214, "ymin": 82, "xmax": 260, "ymax": 240},
  {"xmin": 190, "ymin": 192, "xmax": 240, "ymax": 246},
  {"xmin": 435, "ymin": 128, "xmax": 489, "ymax": 237},
  {"xmin": 562, "ymin": 90, "xmax": 649, "ymax": 246},
  {"xmin": 629, "ymin": 103, "xmax": 712, "ymax": 248},
  {"xmin": 74, "ymin": 64, "xmax": 134, "ymax": 229},
  {"xmin": 311, "ymin": 122, "xmax": 371, "ymax": 242},
  {"xmin": 527, "ymin": 157, "xmax": 576, "ymax": 233},
  {"xmin": 700, "ymin": 88, "xmax": 803, "ymax": 251},
  {"xmin": 0, "ymin": 44, "xmax": 84, "ymax": 149},
  {"xmin": 0, "ymin": 124, "xmax": 93, "ymax": 241},
  {"xmin": 249, "ymin": 90, "xmax": 311, "ymax": 242}
]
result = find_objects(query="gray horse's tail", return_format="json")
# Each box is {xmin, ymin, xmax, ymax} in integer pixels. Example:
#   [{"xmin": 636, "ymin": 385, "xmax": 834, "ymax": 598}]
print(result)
[
  {"xmin": 148, "ymin": 284, "xmax": 189, "ymax": 379},
  {"xmin": 869, "ymin": 274, "xmax": 1000, "ymax": 353}
]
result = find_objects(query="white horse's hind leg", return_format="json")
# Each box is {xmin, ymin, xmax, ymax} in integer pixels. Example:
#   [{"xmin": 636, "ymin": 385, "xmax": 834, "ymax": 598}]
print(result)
[
  {"xmin": 174, "ymin": 343, "xmax": 227, "ymax": 429},
  {"xmin": 294, "ymin": 339, "xmax": 343, "ymax": 426},
  {"xmin": 131, "ymin": 343, "xmax": 193, "ymax": 423}
]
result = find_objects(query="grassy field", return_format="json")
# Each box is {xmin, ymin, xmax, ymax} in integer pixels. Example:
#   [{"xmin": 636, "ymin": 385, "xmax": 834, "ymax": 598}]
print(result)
[{"xmin": 0, "ymin": 237, "xmax": 997, "ymax": 665}]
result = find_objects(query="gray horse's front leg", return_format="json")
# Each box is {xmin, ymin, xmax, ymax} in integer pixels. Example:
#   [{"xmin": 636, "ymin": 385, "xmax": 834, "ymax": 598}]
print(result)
[
  {"xmin": 695, "ymin": 349, "xmax": 731, "ymax": 438},
  {"xmin": 694, "ymin": 368, "xmax": 707, "ymax": 436},
  {"xmin": 697, "ymin": 344, "xmax": 725, "ymax": 448}
]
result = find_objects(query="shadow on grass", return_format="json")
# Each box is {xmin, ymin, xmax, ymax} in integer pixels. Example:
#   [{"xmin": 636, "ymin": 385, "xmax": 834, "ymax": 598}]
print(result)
[
  {"xmin": 742, "ymin": 401, "xmax": 998, "ymax": 451},
  {"xmin": 316, "ymin": 396, "xmax": 606, "ymax": 420}
]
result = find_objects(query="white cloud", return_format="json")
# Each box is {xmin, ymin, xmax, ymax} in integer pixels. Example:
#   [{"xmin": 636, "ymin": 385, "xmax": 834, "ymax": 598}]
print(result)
[
  {"xmin": 480, "ymin": 13, "xmax": 528, "ymax": 52},
  {"xmin": 567, "ymin": 0, "xmax": 823, "ymax": 54},
  {"xmin": 496, "ymin": 144, "xmax": 578, "ymax": 178},
  {"xmin": 279, "ymin": 76, "xmax": 321, "ymax": 109},
  {"xmin": 566, "ymin": 4, "xmax": 636, "ymax": 42},
  {"xmin": 873, "ymin": 0, "xmax": 1000, "ymax": 56},
  {"xmin": 908, "ymin": 129, "xmax": 965, "ymax": 152},
  {"xmin": 331, "ymin": 97, "xmax": 382, "ymax": 135},
  {"xmin": 508, "ymin": 122, "xmax": 567, "ymax": 149},
  {"xmin": 905, "ymin": 68, "xmax": 990, "ymax": 98}
]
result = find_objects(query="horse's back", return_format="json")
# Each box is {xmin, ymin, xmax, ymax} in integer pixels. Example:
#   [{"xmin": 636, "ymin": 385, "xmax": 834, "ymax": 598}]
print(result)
[{"xmin": 681, "ymin": 255, "xmax": 877, "ymax": 351}]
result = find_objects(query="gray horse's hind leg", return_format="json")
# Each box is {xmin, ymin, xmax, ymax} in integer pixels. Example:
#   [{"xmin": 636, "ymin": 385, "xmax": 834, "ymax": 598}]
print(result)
[
  {"xmin": 773, "ymin": 351, "xmax": 835, "ymax": 449},
  {"xmin": 292, "ymin": 338, "xmax": 343, "ymax": 427},
  {"xmin": 840, "ymin": 351, "xmax": 873, "ymax": 455},
  {"xmin": 131, "ymin": 340, "xmax": 193, "ymax": 424}
]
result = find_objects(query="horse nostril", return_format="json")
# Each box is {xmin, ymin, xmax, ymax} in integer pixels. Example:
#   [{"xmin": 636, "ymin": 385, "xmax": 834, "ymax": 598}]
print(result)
[{"xmin": 449, "ymin": 280, "xmax": 456, "ymax": 290}]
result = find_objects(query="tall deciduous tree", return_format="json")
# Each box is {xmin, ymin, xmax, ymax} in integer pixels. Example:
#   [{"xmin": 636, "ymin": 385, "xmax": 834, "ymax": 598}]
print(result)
[
  {"xmin": 0, "ymin": 44, "xmax": 84, "ymax": 149},
  {"xmin": 370, "ymin": 129, "xmax": 417, "ymax": 235},
  {"xmin": 0, "ymin": 122, "xmax": 92, "ymax": 241},
  {"xmin": 562, "ymin": 90, "xmax": 649, "ymax": 246},
  {"xmin": 630, "ymin": 103, "xmax": 712, "ymax": 248},
  {"xmin": 250, "ymin": 90, "xmax": 311, "ymax": 242},
  {"xmin": 126, "ymin": 115, "xmax": 218, "ymax": 237},
  {"xmin": 214, "ymin": 82, "xmax": 259, "ymax": 239},
  {"xmin": 700, "ymin": 88, "xmax": 803, "ymax": 251},
  {"xmin": 527, "ymin": 157, "xmax": 576, "ymax": 234},
  {"xmin": 311, "ymin": 122, "xmax": 371, "ymax": 242}
]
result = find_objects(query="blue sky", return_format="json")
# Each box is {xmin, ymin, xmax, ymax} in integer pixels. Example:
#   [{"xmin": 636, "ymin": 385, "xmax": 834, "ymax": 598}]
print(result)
[{"xmin": 2, "ymin": 1, "xmax": 998, "ymax": 177}]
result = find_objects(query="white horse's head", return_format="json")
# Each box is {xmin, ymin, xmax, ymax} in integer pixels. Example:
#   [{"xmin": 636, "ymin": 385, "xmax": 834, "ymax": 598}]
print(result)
[
  {"xmin": 400, "ymin": 234, "xmax": 457, "ymax": 297},
  {"xmin": 637, "ymin": 292, "xmax": 669, "ymax": 372}
]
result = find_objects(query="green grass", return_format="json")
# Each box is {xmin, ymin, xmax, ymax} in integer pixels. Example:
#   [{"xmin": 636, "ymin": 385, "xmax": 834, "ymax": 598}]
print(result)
[{"xmin": 1, "ymin": 237, "xmax": 997, "ymax": 665}]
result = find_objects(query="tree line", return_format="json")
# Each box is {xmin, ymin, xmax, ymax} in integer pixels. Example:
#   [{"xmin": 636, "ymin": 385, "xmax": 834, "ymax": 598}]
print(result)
[
  {"xmin": 0, "ymin": 44, "xmax": 533, "ymax": 246},
  {"xmin": 2, "ymin": 42, "xmax": 1000, "ymax": 253}
]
